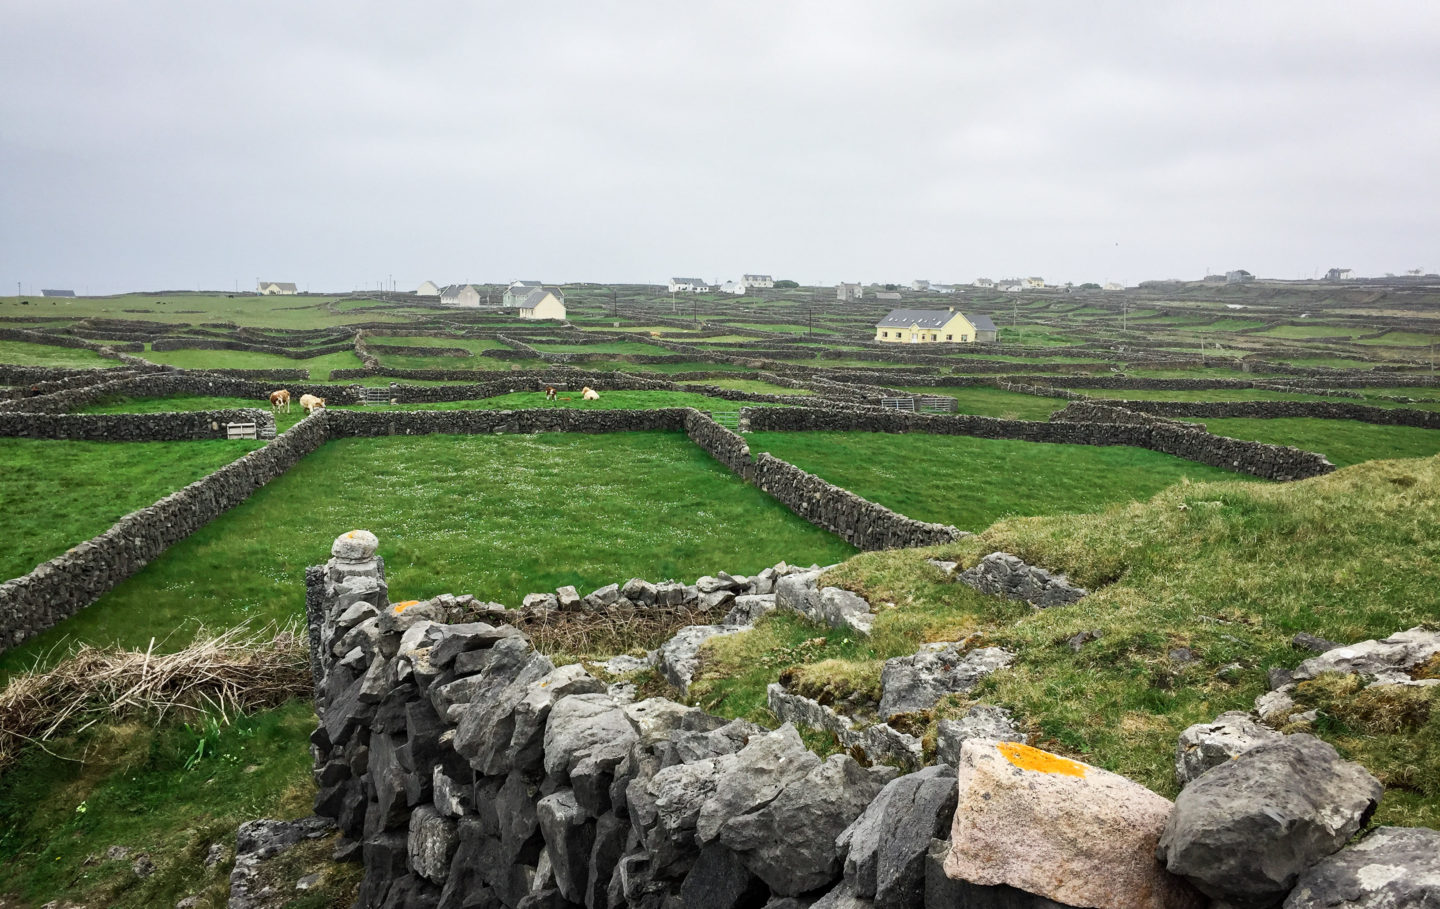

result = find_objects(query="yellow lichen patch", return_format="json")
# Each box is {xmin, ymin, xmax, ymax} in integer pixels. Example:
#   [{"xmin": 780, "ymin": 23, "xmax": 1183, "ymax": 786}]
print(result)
[
  {"xmin": 393, "ymin": 600, "xmax": 419, "ymax": 614},
  {"xmin": 997, "ymin": 742, "xmax": 1088, "ymax": 778}
]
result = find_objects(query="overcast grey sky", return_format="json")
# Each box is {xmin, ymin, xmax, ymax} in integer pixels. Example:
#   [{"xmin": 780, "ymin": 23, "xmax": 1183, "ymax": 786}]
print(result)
[{"xmin": 2, "ymin": 1, "xmax": 1437, "ymax": 294}]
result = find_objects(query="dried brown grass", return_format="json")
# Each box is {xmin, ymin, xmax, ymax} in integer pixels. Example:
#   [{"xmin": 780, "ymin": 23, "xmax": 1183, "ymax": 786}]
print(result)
[
  {"xmin": 0, "ymin": 624, "xmax": 310, "ymax": 771},
  {"xmin": 502, "ymin": 603, "xmax": 728, "ymax": 660}
]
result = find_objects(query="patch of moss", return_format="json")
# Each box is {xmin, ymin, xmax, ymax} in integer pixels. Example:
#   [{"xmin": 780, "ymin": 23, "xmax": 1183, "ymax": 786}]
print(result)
[{"xmin": 776, "ymin": 659, "xmax": 882, "ymax": 710}]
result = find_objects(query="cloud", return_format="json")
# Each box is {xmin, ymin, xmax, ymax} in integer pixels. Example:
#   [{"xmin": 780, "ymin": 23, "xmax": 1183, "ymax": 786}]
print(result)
[{"xmin": 2, "ymin": 0, "xmax": 1437, "ymax": 291}]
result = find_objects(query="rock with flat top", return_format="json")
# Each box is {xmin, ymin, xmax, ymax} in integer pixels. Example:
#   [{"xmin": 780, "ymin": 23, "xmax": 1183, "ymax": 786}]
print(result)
[
  {"xmin": 944, "ymin": 740, "xmax": 1202, "ymax": 909},
  {"xmin": 1174, "ymin": 711, "xmax": 1284, "ymax": 786}
]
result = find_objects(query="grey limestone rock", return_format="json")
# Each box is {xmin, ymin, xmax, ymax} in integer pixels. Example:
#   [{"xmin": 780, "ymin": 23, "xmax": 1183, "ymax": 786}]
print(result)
[
  {"xmin": 427, "ymin": 622, "xmax": 524, "ymax": 669},
  {"xmin": 450, "ymin": 638, "xmax": 557, "ymax": 774},
  {"xmin": 331, "ymin": 529, "xmax": 379, "ymax": 561},
  {"xmin": 839, "ymin": 764, "xmax": 957, "ymax": 907},
  {"xmin": 695, "ymin": 724, "xmax": 820, "ymax": 847},
  {"xmin": 603, "ymin": 653, "xmax": 654, "ymax": 675},
  {"xmin": 878, "ymin": 644, "xmax": 1014, "ymax": 720},
  {"xmin": 774, "ymin": 570, "xmax": 824, "ymax": 622},
  {"xmin": 723, "ymin": 594, "xmax": 777, "ymax": 627},
  {"xmin": 679, "ymin": 843, "xmax": 768, "ymax": 909},
  {"xmin": 1158, "ymin": 734, "xmax": 1383, "ymax": 907},
  {"xmin": 408, "ymin": 806, "xmax": 458, "ymax": 884},
  {"xmin": 1291, "ymin": 626, "xmax": 1440, "ymax": 686},
  {"xmin": 1255, "ymin": 685, "xmax": 1299, "ymax": 725},
  {"xmin": 1174, "ymin": 711, "xmax": 1284, "ymax": 786},
  {"xmin": 923, "ymin": 839, "xmax": 1076, "ymax": 908},
  {"xmin": 936, "ymin": 705, "xmax": 1027, "ymax": 767},
  {"xmin": 817, "ymin": 587, "xmax": 875, "ymax": 636},
  {"xmin": 1291, "ymin": 632, "xmax": 1341, "ymax": 654},
  {"xmin": 555, "ymin": 585, "xmax": 581, "ymax": 609},
  {"xmin": 509, "ymin": 664, "xmax": 607, "ymax": 773},
  {"xmin": 588, "ymin": 583, "xmax": 621, "ymax": 607},
  {"xmin": 535, "ymin": 790, "xmax": 595, "ymax": 904},
  {"xmin": 1283, "ymin": 825, "xmax": 1440, "ymax": 908},
  {"xmin": 542, "ymin": 692, "xmax": 638, "ymax": 800},
  {"xmin": 228, "ymin": 816, "xmax": 336, "ymax": 909},
  {"xmin": 522, "ymin": 592, "xmax": 558, "ymax": 613},
  {"xmin": 958, "ymin": 552, "xmax": 1087, "ymax": 608},
  {"xmin": 811, "ymin": 879, "xmax": 872, "ymax": 908},
  {"xmin": 622, "ymin": 577, "xmax": 658, "ymax": 604},
  {"xmin": 655, "ymin": 624, "xmax": 744, "ymax": 693},
  {"xmin": 719, "ymin": 752, "xmax": 888, "ymax": 896}
]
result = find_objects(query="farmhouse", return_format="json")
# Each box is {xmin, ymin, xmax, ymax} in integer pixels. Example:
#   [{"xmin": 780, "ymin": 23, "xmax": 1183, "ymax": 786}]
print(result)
[
  {"xmin": 516, "ymin": 287, "xmax": 567, "ymax": 320},
  {"xmin": 1024, "ymin": 277, "xmax": 1045, "ymax": 289},
  {"xmin": 973, "ymin": 277, "xmax": 994, "ymax": 288},
  {"xmin": 1325, "ymin": 268, "xmax": 1354, "ymax": 281},
  {"xmin": 668, "ymin": 277, "xmax": 712, "ymax": 293},
  {"xmin": 742, "ymin": 274, "xmax": 774, "ymax": 289},
  {"xmin": 875, "ymin": 307, "xmax": 997, "ymax": 344},
  {"xmin": 258, "ymin": 282, "xmax": 298, "ymax": 295},
  {"xmin": 503, "ymin": 281, "xmax": 542, "ymax": 307},
  {"xmin": 39, "ymin": 289, "xmax": 76, "ymax": 297},
  {"xmin": 837, "ymin": 282, "xmax": 864, "ymax": 302},
  {"xmin": 415, "ymin": 280, "xmax": 441, "ymax": 296},
  {"xmin": 719, "ymin": 281, "xmax": 745, "ymax": 295},
  {"xmin": 439, "ymin": 284, "xmax": 482, "ymax": 307}
]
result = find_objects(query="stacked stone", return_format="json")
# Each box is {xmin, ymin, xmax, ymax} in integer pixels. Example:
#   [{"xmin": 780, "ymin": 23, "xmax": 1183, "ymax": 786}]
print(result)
[
  {"xmin": 324, "ymin": 407, "xmax": 691, "ymax": 438},
  {"xmin": 0, "ymin": 372, "xmax": 359, "ymax": 414},
  {"xmin": 0, "ymin": 408, "xmax": 274, "ymax": 441},
  {"xmin": 1082, "ymin": 397, "xmax": 1440, "ymax": 430},
  {"xmin": 0, "ymin": 411, "xmax": 330, "ymax": 656},
  {"xmin": 307, "ymin": 533, "xmax": 908, "ymax": 908},
  {"xmin": 368, "ymin": 344, "xmax": 473, "ymax": 359},
  {"xmin": 150, "ymin": 337, "xmax": 355, "ymax": 357},
  {"xmin": 741, "ymin": 405, "xmax": 1335, "ymax": 482}
]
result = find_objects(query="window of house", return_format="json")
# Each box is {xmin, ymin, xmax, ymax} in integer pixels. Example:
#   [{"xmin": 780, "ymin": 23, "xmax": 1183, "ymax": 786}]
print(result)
[
  {"xmin": 962, "ymin": 335, "xmax": 968, "ymax": 341},
  {"xmin": 946, "ymin": 334, "xmax": 952, "ymax": 340}
]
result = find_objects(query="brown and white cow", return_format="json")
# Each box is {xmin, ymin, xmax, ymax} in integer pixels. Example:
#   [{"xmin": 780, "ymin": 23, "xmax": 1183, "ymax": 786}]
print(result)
[
  {"xmin": 299, "ymin": 393, "xmax": 326, "ymax": 414},
  {"xmin": 269, "ymin": 389, "xmax": 291, "ymax": 413},
  {"xmin": 581, "ymin": 386, "xmax": 600, "ymax": 401}
]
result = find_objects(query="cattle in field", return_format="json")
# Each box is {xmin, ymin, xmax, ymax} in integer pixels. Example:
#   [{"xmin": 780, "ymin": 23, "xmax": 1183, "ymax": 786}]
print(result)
[
  {"xmin": 269, "ymin": 389, "xmax": 291, "ymax": 413},
  {"xmin": 299, "ymin": 394, "xmax": 326, "ymax": 414},
  {"xmin": 545, "ymin": 386, "xmax": 557, "ymax": 401},
  {"xmin": 581, "ymin": 386, "xmax": 600, "ymax": 401}
]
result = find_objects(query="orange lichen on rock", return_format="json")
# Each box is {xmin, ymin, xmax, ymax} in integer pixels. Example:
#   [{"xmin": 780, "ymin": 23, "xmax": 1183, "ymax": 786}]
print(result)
[
  {"xmin": 997, "ymin": 742, "xmax": 1088, "ymax": 778},
  {"xmin": 394, "ymin": 600, "xmax": 420, "ymax": 614}
]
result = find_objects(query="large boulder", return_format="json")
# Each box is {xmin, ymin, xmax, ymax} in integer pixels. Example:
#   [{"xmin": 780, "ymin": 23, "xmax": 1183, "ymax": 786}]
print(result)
[
  {"xmin": 1174, "ymin": 711, "xmax": 1284, "ymax": 786},
  {"xmin": 1157, "ymin": 734, "xmax": 1383, "ymax": 907},
  {"xmin": 943, "ymin": 740, "xmax": 1202, "ymax": 909},
  {"xmin": 1283, "ymin": 825, "xmax": 1440, "ymax": 908},
  {"xmin": 879, "ymin": 645, "xmax": 1014, "ymax": 719}
]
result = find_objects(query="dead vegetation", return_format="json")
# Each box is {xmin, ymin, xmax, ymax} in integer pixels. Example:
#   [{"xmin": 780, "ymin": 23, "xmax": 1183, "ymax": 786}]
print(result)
[
  {"xmin": 0, "ymin": 624, "xmax": 310, "ymax": 772},
  {"xmin": 492, "ymin": 602, "xmax": 730, "ymax": 661}
]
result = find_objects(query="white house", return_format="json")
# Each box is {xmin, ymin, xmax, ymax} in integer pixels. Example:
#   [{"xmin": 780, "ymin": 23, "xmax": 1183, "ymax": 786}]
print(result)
[
  {"xmin": 910, "ymin": 280, "xmax": 930, "ymax": 291},
  {"xmin": 415, "ymin": 280, "xmax": 441, "ymax": 296},
  {"xmin": 503, "ymin": 281, "xmax": 542, "ymax": 307},
  {"xmin": 720, "ymin": 281, "xmax": 745, "ymax": 295},
  {"xmin": 258, "ymin": 281, "xmax": 298, "ymax": 295},
  {"xmin": 439, "ymin": 284, "xmax": 482, "ymax": 307},
  {"xmin": 742, "ymin": 274, "xmax": 774, "ymax": 289},
  {"xmin": 972, "ymin": 278, "xmax": 994, "ymax": 288},
  {"xmin": 1325, "ymin": 268, "xmax": 1353, "ymax": 282},
  {"xmin": 837, "ymin": 282, "xmax": 864, "ymax": 302},
  {"xmin": 668, "ymin": 277, "xmax": 712, "ymax": 293},
  {"xmin": 1104, "ymin": 282, "xmax": 1125, "ymax": 291},
  {"xmin": 516, "ymin": 288, "xmax": 567, "ymax": 320},
  {"xmin": 1024, "ymin": 277, "xmax": 1045, "ymax": 289}
]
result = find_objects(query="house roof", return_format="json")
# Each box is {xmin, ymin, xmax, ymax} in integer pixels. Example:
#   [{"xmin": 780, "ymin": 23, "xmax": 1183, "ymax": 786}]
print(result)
[
  {"xmin": 509, "ymin": 280, "xmax": 541, "ymax": 288},
  {"xmin": 518, "ymin": 288, "xmax": 563, "ymax": 309},
  {"xmin": 671, "ymin": 277, "xmax": 707, "ymax": 285},
  {"xmin": 970, "ymin": 314, "xmax": 997, "ymax": 332},
  {"xmin": 878, "ymin": 309, "xmax": 995, "ymax": 331},
  {"xmin": 261, "ymin": 281, "xmax": 297, "ymax": 291},
  {"xmin": 40, "ymin": 289, "xmax": 76, "ymax": 296},
  {"xmin": 742, "ymin": 274, "xmax": 772, "ymax": 281},
  {"xmin": 440, "ymin": 284, "xmax": 477, "ymax": 296}
]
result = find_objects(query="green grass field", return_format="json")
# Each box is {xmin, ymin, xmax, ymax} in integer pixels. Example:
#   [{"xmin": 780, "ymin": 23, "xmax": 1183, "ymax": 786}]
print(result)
[
  {"xmin": 1356, "ymin": 332, "xmax": 1440, "ymax": 347},
  {"xmin": 528, "ymin": 340, "xmax": 662, "ymax": 355},
  {"xmin": 0, "ymin": 339, "xmax": 117, "ymax": 368},
  {"xmin": 0, "ymin": 294, "xmax": 405, "ymax": 328},
  {"xmin": 138, "ymin": 347, "xmax": 364, "ymax": 380},
  {"xmin": 0, "ymin": 432, "xmax": 855, "ymax": 675},
  {"xmin": 1199, "ymin": 417, "xmax": 1440, "ymax": 467},
  {"xmin": 0, "ymin": 439, "xmax": 262, "ymax": 582},
  {"xmin": 678, "ymin": 378, "xmax": 814, "ymax": 395},
  {"xmin": 895, "ymin": 386, "xmax": 1061, "ymax": 420},
  {"xmin": 744, "ymin": 431, "xmax": 1262, "ymax": 531},
  {"xmin": 1258, "ymin": 324, "xmax": 1364, "ymax": 340}
]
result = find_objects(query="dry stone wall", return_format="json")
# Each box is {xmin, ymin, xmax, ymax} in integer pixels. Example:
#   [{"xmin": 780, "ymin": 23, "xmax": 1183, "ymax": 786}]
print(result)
[
  {"xmin": 0, "ymin": 413, "xmax": 329, "ymax": 655},
  {"xmin": 1082, "ymin": 398, "xmax": 1440, "ymax": 429},
  {"xmin": 0, "ymin": 372, "xmax": 359, "ymax": 414},
  {"xmin": 325, "ymin": 408, "xmax": 690, "ymax": 438},
  {"xmin": 684, "ymin": 410, "xmax": 964, "ymax": 547},
  {"xmin": 0, "ymin": 408, "xmax": 274, "ymax": 441},
  {"xmin": 743, "ymin": 405, "xmax": 1335, "ymax": 481}
]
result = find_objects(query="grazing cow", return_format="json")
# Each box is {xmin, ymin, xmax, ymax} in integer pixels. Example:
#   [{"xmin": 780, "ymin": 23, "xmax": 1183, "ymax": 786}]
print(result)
[
  {"xmin": 269, "ymin": 389, "xmax": 291, "ymax": 413},
  {"xmin": 299, "ymin": 393, "xmax": 326, "ymax": 414},
  {"xmin": 545, "ymin": 386, "xmax": 557, "ymax": 402},
  {"xmin": 581, "ymin": 386, "xmax": 600, "ymax": 401}
]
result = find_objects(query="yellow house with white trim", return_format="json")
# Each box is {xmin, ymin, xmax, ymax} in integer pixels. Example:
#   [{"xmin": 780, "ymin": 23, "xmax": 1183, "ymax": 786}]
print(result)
[{"xmin": 875, "ymin": 308, "xmax": 997, "ymax": 344}]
